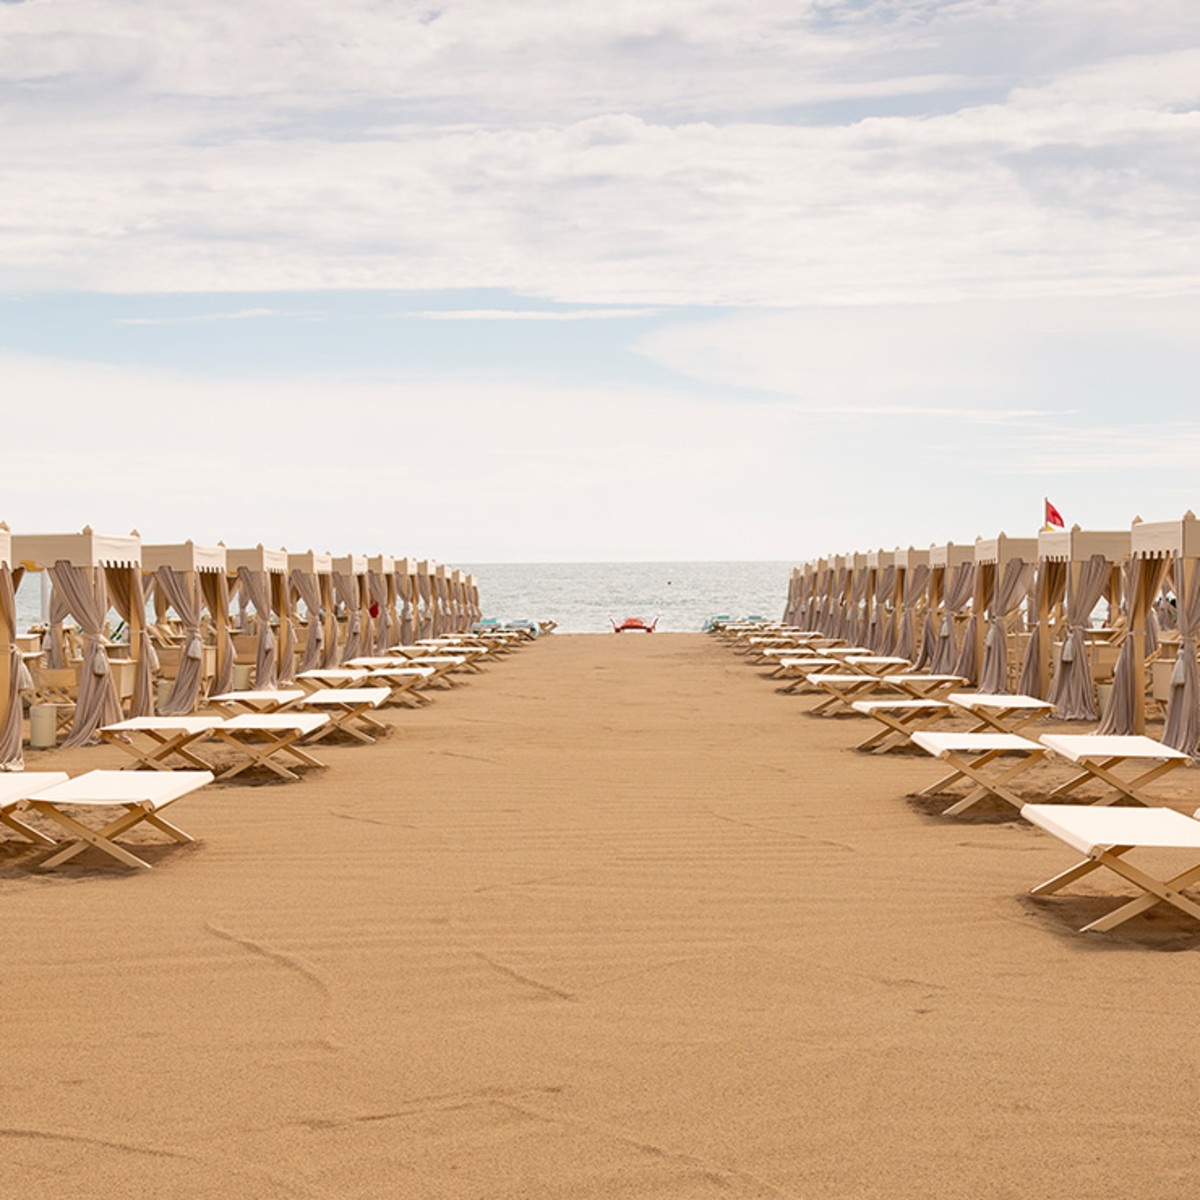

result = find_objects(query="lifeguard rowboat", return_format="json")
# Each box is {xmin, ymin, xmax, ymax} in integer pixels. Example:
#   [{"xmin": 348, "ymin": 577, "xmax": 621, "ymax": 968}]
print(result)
[{"xmin": 611, "ymin": 616, "xmax": 658, "ymax": 633}]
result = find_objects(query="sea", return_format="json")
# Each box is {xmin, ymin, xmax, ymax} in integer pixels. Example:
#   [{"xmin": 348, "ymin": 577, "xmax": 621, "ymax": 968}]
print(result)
[{"xmin": 12, "ymin": 561, "xmax": 793, "ymax": 637}]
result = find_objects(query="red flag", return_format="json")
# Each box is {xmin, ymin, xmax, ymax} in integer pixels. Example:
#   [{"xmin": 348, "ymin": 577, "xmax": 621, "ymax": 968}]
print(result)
[{"xmin": 1044, "ymin": 498, "xmax": 1064, "ymax": 529}]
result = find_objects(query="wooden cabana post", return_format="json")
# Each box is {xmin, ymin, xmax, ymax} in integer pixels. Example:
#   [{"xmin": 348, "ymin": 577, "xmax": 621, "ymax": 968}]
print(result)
[{"xmin": 0, "ymin": 522, "xmax": 21, "ymax": 768}]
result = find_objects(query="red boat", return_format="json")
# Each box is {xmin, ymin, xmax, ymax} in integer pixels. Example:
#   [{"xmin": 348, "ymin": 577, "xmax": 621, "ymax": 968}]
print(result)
[{"xmin": 611, "ymin": 616, "xmax": 658, "ymax": 633}]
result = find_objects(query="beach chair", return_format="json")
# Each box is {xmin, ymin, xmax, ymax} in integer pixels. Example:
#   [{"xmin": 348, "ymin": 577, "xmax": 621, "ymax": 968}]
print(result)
[
  {"xmin": 210, "ymin": 713, "xmax": 330, "ymax": 781},
  {"xmin": 946, "ymin": 692, "xmax": 1055, "ymax": 734},
  {"xmin": 911, "ymin": 731, "xmax": 1048, "ymax": 815},
  {"xmin": 775, "ymin": 657, "xmax": 844, "ymax": 692},
  {"xmin": 805, "ymin": 673, "xmax": 895, "ymax": 715},
  {"xmin": 1038, "ymin": 735, "xmax": 1192, "ymax": 807},
  {"xmin": 360, "ymin": 665, "xmax": 436, "ymax": 706},
  {"xmin": 0, "ymin": 772, "xmax": 70, "ymax": 845},
  {"xmin": 849, "ymin": 699, "xmax": 954, "ymax": 751},
  {"xmin": 881, "ymin": 674, "xmax": 968, "ymax": 701},
  {"xmin": 99, "ymin": 716, "xmax": 225, "ymax": 771},
  {"xmin": 1022, "ymin": 803, "xmax": 1200, "ymax": 932},
  {"xmin": 208, "ymin": 688, "xmax": 305, "ymax": 715},
  {"xmin": 21, "ymin": 770, "xmax": 213, "ymax": 869},
  {"xmin": 296, "ymin": 688, "xmax": 389, "ymax": 744},
  {"xmin": 295, "ymin": 668, "xmax": 370, "ymax": 691}
]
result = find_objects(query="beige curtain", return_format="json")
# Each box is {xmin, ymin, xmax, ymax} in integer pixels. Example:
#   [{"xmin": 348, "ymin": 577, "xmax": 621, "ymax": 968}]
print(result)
[
  {"xmin": 1, "ymin": 565, "xmax": 25, "ymax": 768},
  {"xmin": 52, "ymin": 561, "xmax": 123, "ymax": 748},
  {"xmin": 1163, "ymin": 557, "xmax": 1200, "ymax": 756},
  {"xmin": 952, "ymin": 565, "xmax": 993, "ymax": 686},
  {"xmin": 894, "ymin": 564, "xmax": 930, "ymax": 662},
  {"xmin": 198, "ymin": 569, "xmax": 235, "ymax": 695},
  {"xmin": 290, "ymin": 570, "xmax": 325, "ymax": 673},
  {"xmin": 105, "ymin": 565, "xmax": 157, "ymax": 718},
  {"xmin": 1098, "ymin": 556, "xmax": 1170, "ymax": 735},
  {"xmin": 333, "ymin": 573, "xmax": 364, "ymax": 663},
  {"xmin": 369, "ymin": 571, "xmax": 393, "ymax": 653},
  {"xmin": 932, "ymin": 563, "xmax": 974, "ymax": 675},
  {"xmin": 870, "ymin": 565, "xmax": 897, "ymax": 653},
  {"xmin": 417, "ymin": 573, "xmax": 433, "ymax": 639},
  {"xmin": 236, "ymin": 567, "xmax": 277, "ymax": 690},
  {"xmin": 270, "ymin": 574, "xmax": 295, "ymax": 683},
  {"xmin": 977, "ymin": 558, "xmax": 1035, "ymax": 694},
  {"xmin": 156, "ymin": 566, "xmax": 204, "ymax": 715},
  {"xmin": 1016, "ymin": 560, "xmax": 1068, "ymax": 699},
  {"xmin": 396, "ymin": 572, "xmax": 415, "ymax": 645},
  {"xmin": 1047, "ymin": 554, "xmax": 1110, "ymax": 720}
]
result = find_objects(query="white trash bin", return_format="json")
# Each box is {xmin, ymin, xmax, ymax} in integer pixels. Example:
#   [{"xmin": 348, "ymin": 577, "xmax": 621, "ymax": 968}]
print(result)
[{"xmin": 30, "ymin": 704, "xmax": 59, "ymax": 749}]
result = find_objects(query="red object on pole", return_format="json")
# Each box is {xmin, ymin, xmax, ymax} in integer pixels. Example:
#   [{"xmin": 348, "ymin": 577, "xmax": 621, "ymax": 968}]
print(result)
[{"xmin": 1044, "ymin": 498, "xmax": 1065, "ymax": 528}]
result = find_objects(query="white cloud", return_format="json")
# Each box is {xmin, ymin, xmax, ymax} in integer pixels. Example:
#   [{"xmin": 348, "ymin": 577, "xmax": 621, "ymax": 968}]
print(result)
[
  {"xmin": 116, "ymin": 308, "xmax": 280, "ymax": 325},
  {"xmin": 408, "ymin": 308, "xmax": 663, "ymax": 320}
]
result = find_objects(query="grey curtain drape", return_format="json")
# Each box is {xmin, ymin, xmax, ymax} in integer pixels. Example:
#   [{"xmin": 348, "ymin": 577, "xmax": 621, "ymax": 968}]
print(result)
[
  {"xmin": 198, "ymin": 569, "xmax": 235, "ymax": 695},
  {"xmin": 270, "ymin": 576, "xmax": 295, "ymax": 683},
  {"xmin": 1017, "ymin": 560, "xmax": 1067, "ymax": 699},
  {"xmin": 870, "ymin": 566, "xmax": 897, "ymax": 653},
  {"xmin": 156, "ymin": 566, "xmax": 204, "ymax": 715},
  {"xmin": 1047, "ymin": 554, "xmax": 1110, "ymax": 720},
  {"xmin": 42, "ymin": 585, "xmax": 71, "ymax": 669},
  {"xmin": 952, "ymin": 565, "xmax": 992, "ymax": 686},
  {"xmin": 977, "ymin": 558, "xmax": 1035, "ymax": 694},
  {"xmin": 1163, "ymin": 558, "xmax": 1200, "ymax": 756},
  {"xmin": 333, "ymin": 572, "xmax": 364, "ymax": 663},
  {"xmin": 396, "ymin": 574, "xmax": 415, "ymax": 645},
  {"xmin": 236, "ymin": 567, "xmax": 277, "ymax": 690},
  {"xmin": 290, "ymin": 570, "xmax": 325, "ymax": 673},
  {"xmin": 369, "ymin": 572, "xmax": 393, "ymax": 653},
  {"xmin": 893, "ymin": 564, "xmax": 930, "ymax": 663},
  {"xmin": 844, "ymin": 569, "xmax": 864, "ymax": 645},
  {"xmin": 52, "ymin": 561, "xmax": 124, "ymax": 749},
  {"xmin": 932, "ymin": 563, "xmax": 974, "ymax": 675},
  {"xmin": 417, "ymin": 573, "xmax": 433, "ymax": 639},
  {"xmin": 1, "ymin": 565, "xmax": 25, "ymax": 768},
  {"xmin": 1098, "ymin": 556, "xmax": 1170, "ymax": 735}
]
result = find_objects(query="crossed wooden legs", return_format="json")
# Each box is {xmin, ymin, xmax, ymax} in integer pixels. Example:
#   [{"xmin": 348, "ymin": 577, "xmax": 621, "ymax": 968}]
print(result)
[
  {"xmin": 918, "ymin": 747, "xmax": 1047, "ymax": 816},
  {"xmin": 99, "ymin": 728, "xmax": 215, "ymax": 772},
  {"xmin": 27, "ymin": 801, "xmax": 193, "ymax": 870},
  {"xmin": 1047, "ymin": 757, "xmax": 1187, "ymax": 807},
  {"xmin": 213, "ymin": 729, "xmax": 327, "ymax": 781}
]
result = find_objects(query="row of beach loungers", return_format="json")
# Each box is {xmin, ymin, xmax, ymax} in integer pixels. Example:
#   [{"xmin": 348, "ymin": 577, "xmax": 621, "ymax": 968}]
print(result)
[
  {"xmin": 0, "ymin": 627, "xmax": 538, "ymax": 872},
  {"xmin": 712, "ymin": 619, "xmax": 1200, "ymax": 935}
]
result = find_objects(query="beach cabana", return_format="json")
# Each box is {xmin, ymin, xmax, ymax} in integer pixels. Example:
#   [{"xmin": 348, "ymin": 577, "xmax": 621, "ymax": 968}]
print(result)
[
  {"xmin": 227, "ymin": 546, "xmax": 289, "ymax": 689},
  {"xmin": 332, "ymin": 554, "xmax": 369, "ymax": 664},
  {"xmin": 866, "ymin": 549, "xmax": 897, "ymax": 653},
  {"xmin": 143, "ymin": 541, "xmax": 227, "ymax": 715},
  {"xmin": 288, "ymin": 551, "xmax": 334, "ymax": 674},
  {"xmin": 928, "ymin": 542, "xmax": 975, "ymax": 675},
  {"xmin": 1031, "ymin": 527, "xmax": 1129, "ymax": 715},
  {"xmin": 13, "ymin": 528, "xmax": 148, "ymax": 747},
  {"xmin": 415, "ymin": 561, "xmax": 434, "ymax": 639},
  {"xmin": 0, "ymin": 523, "xmax": 26, "ymax": 768},
  {"xmin": 892, "ymin": 546, "xmax": 931, "ymax": 662},
  {"xmin": 1101, "ymin": 513, "xmax": 1199, "ymax": 746},
  {"xmin": 973, "ymin": 534, "xmax": 1037, "ymax": 694},
  {"xmin": 368, "ymin": 555, "xmax": 396, "ymax": 653}
]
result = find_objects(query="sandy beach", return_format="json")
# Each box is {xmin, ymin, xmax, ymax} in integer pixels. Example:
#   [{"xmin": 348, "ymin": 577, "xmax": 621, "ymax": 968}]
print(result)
[{"xmin": 3, "ymin": 632, "xmax": 1198, "ymax": 1198}]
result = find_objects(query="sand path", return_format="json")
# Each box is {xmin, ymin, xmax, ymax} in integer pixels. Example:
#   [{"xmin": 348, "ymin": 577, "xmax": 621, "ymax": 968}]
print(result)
[{"xmin": 2, "ymin": 633, "xmax": 1198, "ymax": 1198}]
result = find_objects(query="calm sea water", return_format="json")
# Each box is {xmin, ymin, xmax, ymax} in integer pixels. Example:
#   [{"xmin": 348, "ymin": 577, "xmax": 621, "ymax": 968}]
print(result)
[
  {"xmin": 12, "ymin": 561, "xmax": 792, "ymax": 637},
  {"xmin": 461, "ymin": 561, "xmax": 791, "ymax": 634}
]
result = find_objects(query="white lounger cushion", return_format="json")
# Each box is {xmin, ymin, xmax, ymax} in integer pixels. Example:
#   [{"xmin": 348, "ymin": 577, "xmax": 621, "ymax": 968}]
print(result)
[
  {"xmin": 1022, "ymin": 804, "xmax": 1200, "ymax": 854},
  {"xmin": 1039, "ymin": 734, "xmax": 1190, "ymax": 763},
  {"xmin": 298, "ymin": 689, "xmax": 387, "ymax": 709},
  {"xmin": 851, "ymin": 700, "xmax": 948, "ymax": 714},
  {"xmin": 25, "ymin": 770, "xmax": 214, "ymax": 807},
  {"xmin": 102, "ymin": 717, "xmax": 225, "ymax": 733},
  {"xmin": 0, "ymin": 772, "xmax": 70, "ymax": 806},
  {"xmin": 912, "ymin": 732, "xmax": 1041, "ymax": 756}
]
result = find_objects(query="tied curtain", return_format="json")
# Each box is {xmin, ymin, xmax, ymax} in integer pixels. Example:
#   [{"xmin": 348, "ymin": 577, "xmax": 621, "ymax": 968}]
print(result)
[
  {"xmin": 333, "ymin": 572, "xmax": 364, "ymax": 664},
  {"xmin": 197, "ymin": 569, "xmax": 235, "ymax": 695},
  {"xmin": 913, "ymin": 569, "xmax": 940, "ymax": 670},
  {"xmin": 1, "ymin": 565, "xmax": 28, "ymax": 768},
  {"xmin": 156, "ymin": 566, "xmax": 205, "ymax": 715},
  {"xmin": 1047, "ymin": 554, "xmax": 1111, "ymax": 720},
  {"xmin": 977, "ymin": 558, "xmax": 1035, "ymax": 694},
  {"xmin": 396, "ymin": 573, "xmax": 415, "ymax": 645},
  {"xmin": 931, "ymin": 563, "xmax": 975, "ymax": 675},
  {"xmin": 41, "ymin": 586, "xmax": 71, "ymax": 669},
  {"xmin": 870, "ymin": 565, "xmax": 897, "ymax": 654},
  {"xmin": 51, "ymin": 561, "xmax": 124, "ymax": 749},
  {"xmin": 838, "ymin": 568, "xmax": 858, "ymax": 644},
  {"xmin": 369, "ymin": 572, "xmax": 393, "ymax": 653},
  {"xmin": 953, "ymin": 565, "xmax": 993, "ymax": 686},
  {"xmin": 290, "ymin": 570, "xmax": 325, "ymax": 674},
  {"xmin": 417, "ymin": 573, "xmax": 433, "ymax": 639},
  {"xmin": 1162, "ymin": 558, "xmax": 1200, "ymax": 756},
  {"xmin": 270, "ymin": 574, "xmax": 295, "ymax": 683},
  {"xmin": 1098, "ymin": 556, "xmax": 1170, "ymax": 735},
  {"xmin": 894, "ymin": 564, "xmax": 931, "ymax": 663},
  {"xmin": 105, "ymin": 565, "xmax": 157, "ymax": 718},
  {"xmin": 1017, "ymin": 560, "xmax": 1068, "ymax": 699},
  {"xmin": 236, "ymin": 567, "xmax": 277, "ymax": 690}
]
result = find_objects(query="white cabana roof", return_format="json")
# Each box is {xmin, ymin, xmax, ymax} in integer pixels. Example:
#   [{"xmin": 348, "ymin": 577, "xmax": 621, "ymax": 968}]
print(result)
[
  {"xmin": 227, "ymin": 545, "xmax": 288, "ymax": 574},
  {"xmin": 288, "ymin": 550, "xmax": 333, "ymax": 575},
  {"xmin": 1131, "ymin": 511, "xmax": 1200, "ymax": 559},
  {"xmin": 929, "ymin": 541, "xmax": 975, "ymax": 569},
  {"xmin": 894, "ymin": 545, "xmax": 930, "ymax": 569},
  {"xmin": 142, "ymin": 541, "xmax": 226, "ymax": 573},
  {"xmin": 974, "ymin": 533, "xmax": 1038, "ymax": 566},
  {"xmin": 866, "ymin": 548, "xmax": 894, "ymax": 569},
  {"xmin": 332, "ymin": 554, "xmax": 368, "ymax": 577},
  {"xmin": 368, "ymin": 554, "xmax": 395, "ymax": 575},
  {"xmin": 1037, "ymin": 527, "xmax": 1131, "ymax": 564},
  {"xmin": 15, "ymin": 526, "xmax": 142, "ymax": 570}
]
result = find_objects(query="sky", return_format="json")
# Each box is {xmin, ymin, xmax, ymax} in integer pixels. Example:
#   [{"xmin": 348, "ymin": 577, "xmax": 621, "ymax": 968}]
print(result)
[{"xmin": 2, "ymin": 0, "xmax": 1199, "ymax": 563}]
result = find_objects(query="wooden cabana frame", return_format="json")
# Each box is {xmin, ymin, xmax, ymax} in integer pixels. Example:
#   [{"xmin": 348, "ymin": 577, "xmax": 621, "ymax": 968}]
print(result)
[
  {"xmin": 13, "ymin": 527, "xmax": 147, "ymax": 744},
  {"xmin": 227, "ymin": 546, "xmax": 290, "ymax": 688},
  {"xmin": 1034, "ymin": 527, "xmax": 1130, "ymax": 703},
  {"xmin": 0, "ymin": 523, "xmax": 22, "ymax": 767},
  {"xmin": 142, "ymin": 540, "xmax": 228, "ymax": 711}
]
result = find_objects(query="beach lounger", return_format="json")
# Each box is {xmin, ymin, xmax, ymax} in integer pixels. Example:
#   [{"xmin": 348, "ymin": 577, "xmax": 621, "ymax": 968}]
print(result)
[
  {"xmin": 295, "ymin": 668, "xmax": 370, "ymax": 690},
  {"xmin": 1039, "ymin": 735, "xmax": 1192, "ymax": 807},
  {"xmin": 360, "ymin": 665, "xmax": 435, "ymax": 706},
  {"xmin": 99, "ymin": 716, "xmax": 225, "ymax": 771},
  {"xmin": 21, "ymin": 769, "xmax": 213, "ymax": 869},
  {"xmin": 0, "ymin": 772, "xmax": 70, "ymax": 845},
  {"xmin": 946, "ymin": 692, "xmax": 1055, "ymax": 734},
  {"xmin": 296, "ymin": 687, "xmax": 389, "ymax": 744},
  {"xmin": 211, "ymin": 713, "xmax": 330, "ymax": 781},
  {"xmin": 1022, "ymin": 803, "xmax": 1200, "ymax": 932},
  {"xmin": 208, "ymin": 688, "xmax": 306, "ymax": 714},
  {"xmin": 775, "ymin": 657, "xmax": 843, "ymax": 692},
  {"xmin": 806, "ymin": 672, "xmax": 895, "ymax": 715},
  {"xmin": 392, "ymin": 655, "xmax": 468, "ymax": 688},
  {"xmin": 881, "ymin": 674, "xmax": 968, "ymax": 700},
  {"xmin": 911, "ymin": 731, "xmax": 1048, "ymax": 815},
  {"xmin": 841, "ymin": 655, "xmax": 912, "ymax": 678},
  {"xmin": 849, "ymin": 699, "xmax": 954, "ymax": 751}
]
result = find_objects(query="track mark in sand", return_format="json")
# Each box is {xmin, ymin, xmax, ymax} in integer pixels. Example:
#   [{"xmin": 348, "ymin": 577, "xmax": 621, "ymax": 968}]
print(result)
[
  {"xmin": 438, "ymin": 750, "xmax": 503, "ymax": 765},
  {"xmin": 205, "ymin": 920, "xmax": 332, "ymax": 1016},
  {"xmin": 495, "ymin": 1101, "xmax": 802, "ymax": 1200},
  {"xmin": 472, "ymin": 951, "xmax": 576, "ymax": 1001},
  {"xmin": 707, "ymin": 809, "xmax": 858, "ymax": 853},
  {"xmin": 296, "ymin": 1085, "xmax": 564, "ymax": 1130},
  {"xmin": 0, "ymin": 1127, "xmax": 194, "ymax": 1161},
  {"xmin": 327, "ymin": 808, "xmax": 418, "ymax": 828}
]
